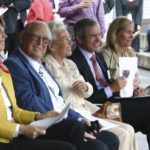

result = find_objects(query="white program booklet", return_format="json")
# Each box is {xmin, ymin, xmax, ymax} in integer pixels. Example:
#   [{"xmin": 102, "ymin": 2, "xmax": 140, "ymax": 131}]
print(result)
[
  {"xmin": 30, "ymin": 102, "xmax": 71, "ymax": 128},
  {"xmin": 119, "ymin": 57, "xmax": 138, "ymax": 97}
]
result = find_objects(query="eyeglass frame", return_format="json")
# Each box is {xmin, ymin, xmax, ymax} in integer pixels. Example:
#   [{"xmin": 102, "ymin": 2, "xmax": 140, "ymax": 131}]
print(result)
[{"xmin": 24, "ymin": 32, "xmax": 50, "ymax": 45}]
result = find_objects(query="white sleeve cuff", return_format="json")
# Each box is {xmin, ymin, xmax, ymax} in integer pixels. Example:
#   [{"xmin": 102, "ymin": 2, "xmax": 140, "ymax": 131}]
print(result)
[
  {"xmin": 13, "ymin": 124, "xmax": 20, "ymax": 137},
  {"xmin": 104, "ymin": 86, "xmax": 113, "ymax": 98}
]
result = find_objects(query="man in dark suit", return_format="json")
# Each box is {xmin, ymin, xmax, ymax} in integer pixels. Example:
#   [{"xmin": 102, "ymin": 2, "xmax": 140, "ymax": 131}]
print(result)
[
  {"xmin": 115, "ymin": 0, "xmax": 143, "ymax": 52},
  {"xmin": 2, "ymin": 0, "xmax": 32, "ymax": 55},
  {"xmin": 70, "ymin": 18, "xmax": 127, "ymax": 103},
  {"xmin": 70, "ymin": 18, "xmax": 150, "ymax": 148},
  {"xmin": 4, "ymin": 20, "xmax": 119, "ymax": 150}
]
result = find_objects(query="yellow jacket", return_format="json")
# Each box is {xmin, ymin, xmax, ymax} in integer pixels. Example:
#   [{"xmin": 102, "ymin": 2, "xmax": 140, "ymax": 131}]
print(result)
[{"xmin": 0, "ymin": 64, "xmax": 37, "ymax": 143}]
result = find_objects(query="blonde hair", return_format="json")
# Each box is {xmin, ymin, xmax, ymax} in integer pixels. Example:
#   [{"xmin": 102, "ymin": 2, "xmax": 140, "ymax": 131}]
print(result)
[{"xmin": 104, "ymin": 16, "xmax": 133, "ymax": 54}]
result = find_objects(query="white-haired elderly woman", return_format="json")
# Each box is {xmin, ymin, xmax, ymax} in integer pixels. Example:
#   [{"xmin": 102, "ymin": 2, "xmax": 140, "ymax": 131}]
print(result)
[{"xmin": 43, "ymin": 21, "xmax": 138, "ymax": 150}]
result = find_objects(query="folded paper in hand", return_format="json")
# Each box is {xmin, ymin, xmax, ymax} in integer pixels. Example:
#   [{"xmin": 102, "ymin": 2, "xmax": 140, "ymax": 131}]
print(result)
[
  {"xmin": 119, "ymin": 57, "xmax": 138, "ymax": 97},
  {"xmin": 30, "ymin": 102, "xmax": 71, "ymax": 128}
]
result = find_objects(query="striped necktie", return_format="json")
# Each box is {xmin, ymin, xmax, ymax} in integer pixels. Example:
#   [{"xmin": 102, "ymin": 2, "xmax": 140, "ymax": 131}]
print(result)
[{"xmin": 91, "ymin": 55, "xmax": 108, "ymax": 86}]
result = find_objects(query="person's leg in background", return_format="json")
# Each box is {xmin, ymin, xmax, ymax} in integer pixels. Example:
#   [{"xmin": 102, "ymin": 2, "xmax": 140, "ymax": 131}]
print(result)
[
  {"xmin": 132, "ymin": 24, "xmax": 140, "ymax": 53},
  {"xmin": 132, "ymin": 35, "xmax": 140, "ymax": 53},
  {"xmin": 145, "ymin": 29, "xmax": 150, "ymax": 52}
]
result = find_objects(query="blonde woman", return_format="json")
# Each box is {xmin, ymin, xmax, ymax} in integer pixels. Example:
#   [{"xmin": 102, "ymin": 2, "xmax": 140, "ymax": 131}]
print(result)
[{"xmin": 101, "ymin": 16, "xmax": 144, "ymax": 96}]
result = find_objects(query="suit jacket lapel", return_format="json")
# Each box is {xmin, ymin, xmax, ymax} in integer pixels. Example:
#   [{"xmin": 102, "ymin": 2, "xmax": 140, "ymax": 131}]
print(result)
[
  {"xmin": 16, "ymin": 50, "xmax": 54, "ymax": 107},
  {"xmin": 75, "ymin": 48, "xmax": 98, "ymax": 88}
]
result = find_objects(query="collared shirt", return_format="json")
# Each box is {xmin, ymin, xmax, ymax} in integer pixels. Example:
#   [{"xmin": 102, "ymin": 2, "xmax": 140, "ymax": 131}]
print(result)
[
  {"xmin": 79, "ymin": 48, "xmax": 113, "ymax": 98},
  {"xmin": 19, "ymin": 48, "xmax": 67, "ymax": 116},
  {"xmin": 58, "ymin": 0, "xmax": 106, "ymax": 36},
  {"xmin": 0, "ymin": 77, "xmax": 20, "ymax": 137},
  {"xmin": 0, "ymin": 51, "xmax": 7, "ymax": 63}
]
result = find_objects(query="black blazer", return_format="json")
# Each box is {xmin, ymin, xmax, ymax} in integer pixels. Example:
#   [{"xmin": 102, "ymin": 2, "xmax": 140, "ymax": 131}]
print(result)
[
  {"xmin": 115, "ymin": 0, "xmax": 143, "ymax": 25},
  {"xmin": 2, "ymin": 0, "xmax": 32, "ymax": 33},
  {"xmin": 70, "ymin": 47, "xmax": 112, "ymax": 104}
]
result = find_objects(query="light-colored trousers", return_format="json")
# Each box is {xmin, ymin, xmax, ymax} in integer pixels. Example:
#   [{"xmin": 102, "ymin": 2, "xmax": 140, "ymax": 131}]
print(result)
[{"xmin": 107, "ymin": 119, "xmax": 138, "ymax": 150}]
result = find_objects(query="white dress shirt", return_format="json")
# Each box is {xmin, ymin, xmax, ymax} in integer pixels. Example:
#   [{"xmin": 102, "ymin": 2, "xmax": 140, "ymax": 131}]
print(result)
[
  {"xmin": 79, "ymin": 48, "xmax": 113, "ymax": 98},
  {"xmin": 19, "ymin": 48, "xmax": 67, "ymax": 115}
]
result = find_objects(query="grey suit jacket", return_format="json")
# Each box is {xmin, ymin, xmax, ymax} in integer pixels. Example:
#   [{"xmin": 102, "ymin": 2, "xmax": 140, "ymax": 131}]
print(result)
[{"xmin": 115, "ymin": 0, "xmax": 143, "ymax": 25}]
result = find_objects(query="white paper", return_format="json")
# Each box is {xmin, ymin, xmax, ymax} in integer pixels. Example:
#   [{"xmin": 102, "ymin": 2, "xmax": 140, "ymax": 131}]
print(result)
[
  {"xmin": 119, "ymin": 57, "xmax": 138, "ymax": 97},
  {"xmin": 0, "ymin": 8, "xmax": 8, "ymax": 16},
  {"xmin": 74, "ymin": 110, "xmax": 119, "ymax": 130},
  {"xmin": 30, "ymin": 103, "xmax": 71, "ymax": 128}
]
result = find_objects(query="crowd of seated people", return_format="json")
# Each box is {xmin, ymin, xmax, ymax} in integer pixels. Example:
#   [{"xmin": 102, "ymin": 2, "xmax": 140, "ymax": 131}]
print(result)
[
  {"xmin": 69, "ymin": 18, "xmax": 150, "ymax": 148},
  {"xmin": 43, "ymin": 21, "xmax": 138, "ymax": 150},
  {"xmin": 4, "ymin": 20, "xmax": 119, "ymax": 150},
  {"xmin": 0, "ymin": 1, "xmax": 150, "ymax": 148},
  {"xmin": 0, "ymin": 16, "xmax": 99, "ymax": 150}
]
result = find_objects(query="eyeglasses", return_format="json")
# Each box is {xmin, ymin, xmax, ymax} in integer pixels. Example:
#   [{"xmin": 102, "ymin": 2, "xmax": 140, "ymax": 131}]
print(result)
[
  {"xmin": 57, "ymin": 36, "xmax": 72, "ymax": 43},
  {"xmin": 25, "ymin": 32, "xmax": 50, "ymax": 45},
  {"xmin": 84, "ymin": 33, "xmax": 102, "ymax": 40}
]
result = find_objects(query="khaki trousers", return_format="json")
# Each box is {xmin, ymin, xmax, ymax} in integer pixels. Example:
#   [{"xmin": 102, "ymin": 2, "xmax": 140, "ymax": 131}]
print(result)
[{"xmin": 106, "ymin": 119, "xmax": 138, "ymax": 150}]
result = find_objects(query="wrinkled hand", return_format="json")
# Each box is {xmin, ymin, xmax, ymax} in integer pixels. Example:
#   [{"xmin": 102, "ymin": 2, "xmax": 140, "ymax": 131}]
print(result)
[
  {"xmin": 84, "ymin": 132, "xmax": 96, "ymax": 141},
  {"xmin": 82, "ymin": 119, "xmax": 98, "ymax": 136},
  {"xmin": 133, "ymin": 87, "xmax": 145, "ymax": 97},
  {"xmin": 77, "ymin": 0, "xmax": 92, "ymax": 10},
  {"xmin": 35, "ymin": 111, "xmax": 60, "ymax": 120},
  {"xmin": 19, "ymin": 125, "xmax": 46, "ymax": 139},
  {"xmin": 110, "ymin": 77, "xmax": 127, "ymax": 93},
  {"xmin": 72, "ymin": 80, "xmax": 88, "ymax": 93}
]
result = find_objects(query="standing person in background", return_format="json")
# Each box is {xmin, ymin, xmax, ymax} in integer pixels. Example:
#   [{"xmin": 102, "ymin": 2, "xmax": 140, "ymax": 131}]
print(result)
[
  {"xmin": 145, "ymin": 29, "xmax": 150, "ymax": 52},
  {"xmin": 103, "ymin": 0, "xmax": 115, "ymax": 14},
  {"xmin": 2, "ymin": 0, "xmax": 32, "ymax": 56},
  {"xmin": 115, "ymin": 0, "xmax": 143, "ymax": 53},
  {"xmin": 26, "ymin": 0, "xmax": 54, "ymax": 24},
  {"xmin": 58, "ymin": 0, "xmax": 106, "ymax": 49}
]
